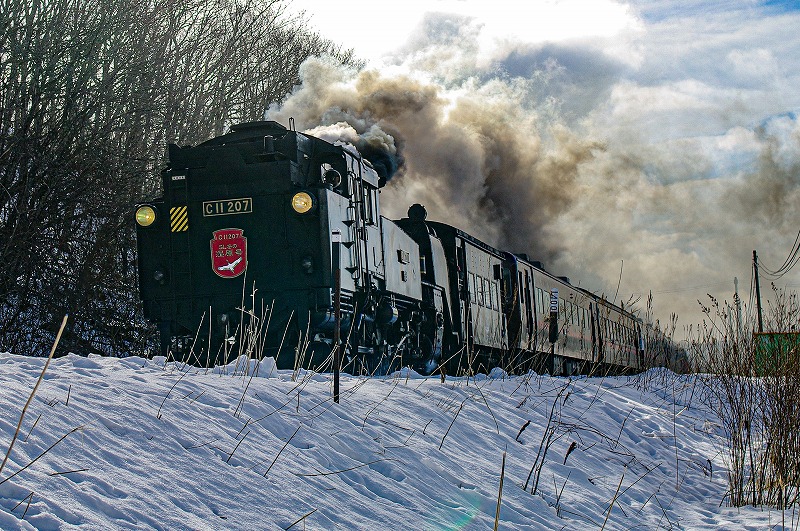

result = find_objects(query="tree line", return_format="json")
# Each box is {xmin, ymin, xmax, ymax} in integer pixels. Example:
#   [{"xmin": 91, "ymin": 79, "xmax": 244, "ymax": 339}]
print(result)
[{"xmin": 0, "ymin": 0, "xmax": 355, "ymax": 355}]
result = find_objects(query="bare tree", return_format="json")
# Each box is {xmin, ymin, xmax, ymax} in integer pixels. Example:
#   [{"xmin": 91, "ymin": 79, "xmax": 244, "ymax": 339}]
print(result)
[{"xmin": 0, "ymin": 0, "xmax": 356, "ymax": 355}]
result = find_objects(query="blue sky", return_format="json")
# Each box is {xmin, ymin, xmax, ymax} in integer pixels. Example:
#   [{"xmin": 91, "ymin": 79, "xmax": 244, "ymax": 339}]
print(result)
[{"xmin": 762, "ymin": 0, "xmax": 800, "ymax": 13}]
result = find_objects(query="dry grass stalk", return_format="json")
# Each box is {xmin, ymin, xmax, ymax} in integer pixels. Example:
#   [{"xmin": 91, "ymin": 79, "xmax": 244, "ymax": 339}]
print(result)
[
  {"xmin": 472, "ymin": 380, "xmax": 499, "ymax": 434},
  {"xmin": 600, "ymin": 467, "xmax": 626, "ymax": 531},
  {"xmin": 362, "ymin": 380, "xmax": 399, "ymax": 428},
  {"xmin": 12, "ymin": 491, "xmax": 33, "ymax": 511},
  {"xmin": 493, "ymin": 450, "xmax": 506, "ymax": 531},
  {"xmin": 12, "ymin": 491, "xmax": 34, "ymax": 519},
  {"xmin": 563, "ymin": 441, "xmax": 577, "ymax": 464},
  {"xmin": 515, "ymin": 420, "xmax": 531, "ymax": 442},
  {"xmin": 49, "ymin": 468, "xmax": 89, "ymax": 476},
  {"xmin": 0, "ymin": 314, "xmax": 68, "ymax": 477},
  {"xmin": 296, "ymin": 458, "xmax": 397, "ymax": 477},
  {"xmin": 524, "ymin": 383, "xmax": 569, "ymax": 495},
  {"xmin": 0, "ymin": 426, "xmax": 83, "ymax": 487},
  {"xmin": 284, "ymin": 508, "xmax": 318, "ymax": 530},
  {"xmin": 554, "ymin": 470, "xmax": 571, "ymax": 517},
  {"xmin": 439, "ymin": 397, "xmax": 468, "ymax": 451},
  {"xmin": 226, "ymin": 430, "xmax": 250, "ymax": 463},
  {"xmin": 694, "ymin": 287, "xmax": 800, "ymax": 508},
  {"xmin": 24, "ymin": 414, "xmax": 42, "ymax": 443},
  {"xmin": 234, "ymin": 304, "xmax": 284, "ymax": 418},
  {"xmin": 156, "ymin": 367, "xmax": 192, "ymax": 420},
  {"xmin": 264, "ymin": 425, "xmax": 301, "ymax": 478}
]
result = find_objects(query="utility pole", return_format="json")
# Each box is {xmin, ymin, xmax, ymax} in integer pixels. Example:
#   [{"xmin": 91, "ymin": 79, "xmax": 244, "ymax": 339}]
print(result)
[
  {"xmin": 332, "ymin": 229, "xmax": 342, "ymax": 403},
  {"xmin": 734, "ymin": 276, "xmax": 742, "ymax": 338},
  {"xmin": 753, "ymin": 250, "xmax": 764, "ymax": 334}
]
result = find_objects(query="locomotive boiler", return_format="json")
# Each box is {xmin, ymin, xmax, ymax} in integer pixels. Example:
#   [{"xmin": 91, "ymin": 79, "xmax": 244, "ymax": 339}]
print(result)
[{"xmin": 135, "ymin": 121, "xmax": 647, "ymax": 376}]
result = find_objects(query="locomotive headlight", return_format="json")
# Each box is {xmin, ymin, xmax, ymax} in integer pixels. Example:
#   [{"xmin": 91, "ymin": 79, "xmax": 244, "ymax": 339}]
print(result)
[
  {"xmin": 291, "ymin": 192, "xmax": 315, "ymax": 214},
  {"xmin": 136, "ymin": 205, "xmax": 157, "ymax": 227}
]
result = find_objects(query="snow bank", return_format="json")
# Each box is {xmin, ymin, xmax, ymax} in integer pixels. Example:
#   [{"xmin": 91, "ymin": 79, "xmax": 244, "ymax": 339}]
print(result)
[{"xmin": 0, "ymin": 353, "xmax": 784, "ymax": 529}]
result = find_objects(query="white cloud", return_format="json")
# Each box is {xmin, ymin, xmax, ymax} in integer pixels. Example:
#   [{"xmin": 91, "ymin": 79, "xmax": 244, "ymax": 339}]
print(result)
[
  {"xmin": 290, "ymin": 0, "xmax": 642, "ymax": 65},
  {"xmin": 727, "ymin": 48, "xmax": 781, "ymax": 85}
]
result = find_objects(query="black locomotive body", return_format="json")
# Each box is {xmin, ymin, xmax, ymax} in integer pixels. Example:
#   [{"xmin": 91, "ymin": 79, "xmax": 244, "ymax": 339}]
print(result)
[{"xmin": 136, "ymin": 121, "xmax": 646, "ymax": 375}]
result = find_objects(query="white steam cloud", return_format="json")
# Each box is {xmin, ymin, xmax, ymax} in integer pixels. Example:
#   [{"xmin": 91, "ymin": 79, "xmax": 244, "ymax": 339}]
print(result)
[
  {"xmin": 270, "ymin": 2, "xmax": 800, "ymax": 329},
  {"xmin": 268, "ymin": 56, "xmax": 598, "ymax": 261}
]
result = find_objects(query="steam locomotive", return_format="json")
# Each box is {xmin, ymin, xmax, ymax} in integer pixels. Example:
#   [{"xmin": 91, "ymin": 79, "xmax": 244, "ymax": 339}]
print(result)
[{"xmin": 135, "ymin": 121, "xmax": 648, "ymax": 375}]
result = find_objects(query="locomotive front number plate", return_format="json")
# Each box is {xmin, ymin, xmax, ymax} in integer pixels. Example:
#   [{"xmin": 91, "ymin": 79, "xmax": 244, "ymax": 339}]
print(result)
[{"xmin": 202, "ymin": 197, "xmax": 253, "ymax": 217}]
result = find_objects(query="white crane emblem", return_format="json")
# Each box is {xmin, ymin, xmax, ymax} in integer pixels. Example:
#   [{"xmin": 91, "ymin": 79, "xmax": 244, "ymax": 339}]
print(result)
[{"xmin": 217, "ymin": 257, "xmax": 242, "ymax": 272}]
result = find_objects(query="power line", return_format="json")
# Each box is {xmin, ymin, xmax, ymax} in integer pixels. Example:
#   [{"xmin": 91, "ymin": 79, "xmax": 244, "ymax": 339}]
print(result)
[{"xmin": 759, "ymin": 227, "xmax": 800, "ymax": 280}]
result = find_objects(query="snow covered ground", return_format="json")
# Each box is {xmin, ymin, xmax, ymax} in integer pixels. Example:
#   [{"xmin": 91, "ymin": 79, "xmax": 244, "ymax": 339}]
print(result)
[{"xmin": 0, "ymin": 352, "xmax": 790, "ymax": 530}]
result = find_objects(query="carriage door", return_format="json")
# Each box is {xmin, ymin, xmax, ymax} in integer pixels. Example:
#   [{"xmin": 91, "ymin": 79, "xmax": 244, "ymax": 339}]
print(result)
[{"xmin": 524, "ymin": 270, "xmax": 534, "ymax": 349}]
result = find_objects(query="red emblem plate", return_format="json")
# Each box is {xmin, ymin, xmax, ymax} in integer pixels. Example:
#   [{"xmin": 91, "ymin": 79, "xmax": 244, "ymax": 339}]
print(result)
[{"xmin": 211, "ymin": 228, "xmax": 247, "ymax": 278}]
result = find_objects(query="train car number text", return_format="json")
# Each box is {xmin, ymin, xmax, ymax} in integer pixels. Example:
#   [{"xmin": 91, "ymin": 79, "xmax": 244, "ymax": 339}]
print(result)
[{"xmin": 203, "ymin": 198, "xmax": 253, "ymax": 217}]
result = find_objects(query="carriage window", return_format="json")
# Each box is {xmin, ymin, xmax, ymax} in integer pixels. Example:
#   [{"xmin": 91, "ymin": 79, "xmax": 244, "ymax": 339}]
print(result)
[
  {"xmin": 524, "ymin": 271, "xmax": 532, "ymax": 311},
  {"xmin": 364, "ymin": 189, "xmax": 376, "ymax": 224},
  {"xmin": 502, "ymin": 267, "xmax": 512, "ymax": 299},
  {"xmin": 469, "ymin": 273, "xmax": 476, "ymax": 303}
]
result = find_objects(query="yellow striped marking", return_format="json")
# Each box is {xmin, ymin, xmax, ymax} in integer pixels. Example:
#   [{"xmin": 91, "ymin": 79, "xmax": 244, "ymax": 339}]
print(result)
[{"xmin": 170, "ymin": 206, "xmax": 188, "ymax": 232}]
